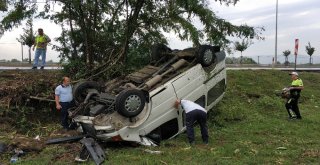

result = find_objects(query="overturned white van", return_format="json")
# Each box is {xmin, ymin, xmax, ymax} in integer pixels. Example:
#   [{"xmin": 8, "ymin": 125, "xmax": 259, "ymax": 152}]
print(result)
[{"xmin": 70, "ymin": 44, "xmax": 226, "ymax": 146}]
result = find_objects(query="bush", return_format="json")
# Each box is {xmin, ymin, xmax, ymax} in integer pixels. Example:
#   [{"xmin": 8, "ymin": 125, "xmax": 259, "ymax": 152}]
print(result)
[
  {"xmin": 209, "ymin": 98, "xmax": 248, "ymax": 126},
  {"xmin": 256, "ymin": 95, "xmax": 283, "ymax": 110},
  {"xmin": 61, "ymin": 59, "xmax": 87, "ymax": 79}
]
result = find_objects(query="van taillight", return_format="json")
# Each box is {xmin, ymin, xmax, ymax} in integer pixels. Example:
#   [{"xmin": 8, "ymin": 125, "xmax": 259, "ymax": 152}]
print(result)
[{"xmin": 112, "ymin": 135, "xmax": 122, "ymax": 141}]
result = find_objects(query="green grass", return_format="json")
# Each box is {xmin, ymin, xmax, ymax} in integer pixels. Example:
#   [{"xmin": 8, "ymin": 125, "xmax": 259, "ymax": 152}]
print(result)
[{"xmin": 1, "ymin": 70, "xmax": 320, "ymax": 164}]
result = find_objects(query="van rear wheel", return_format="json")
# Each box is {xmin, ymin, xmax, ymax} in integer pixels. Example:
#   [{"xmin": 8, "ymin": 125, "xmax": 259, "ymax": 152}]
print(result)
[
  {"xmin": 197, "ymin": 45, "xmax": 216, "ymax": 67},
  {"xmin": 73, "ymin": 81, "xmax": 101, "ymax": 103},
  {"xmin": 151, "ymin": 44, "xmax": 172, "ymax": 62}
]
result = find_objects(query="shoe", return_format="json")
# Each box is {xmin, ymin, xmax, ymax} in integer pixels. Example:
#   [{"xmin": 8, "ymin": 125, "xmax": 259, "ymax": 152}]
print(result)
[
  {"xmin": 204, "ymin": 141, "xmax": 209, "ymax": 145},
  {"xmin": 32, "ymin": 66, "xmax": 37, "ymax": 69},
  {"xmin": 190, "ymin": 141, "xmax": 195, "ymax": 146},
  {"xmin": 288, "ymin": 116, "xmax": 297, "ymax": 120},
  {"xmin": 40, "ymin": 66, "xmax": 44, "ymax": 69}
]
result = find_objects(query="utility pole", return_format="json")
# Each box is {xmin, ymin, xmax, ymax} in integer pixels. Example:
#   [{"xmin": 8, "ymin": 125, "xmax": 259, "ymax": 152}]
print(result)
[
  {"xmin": 21, "ymin": 43, "xmax": 24, "ymax": 62},
  {"xmin": 275, "ymin": 0, "xmax": 278, "ymax": 66}
]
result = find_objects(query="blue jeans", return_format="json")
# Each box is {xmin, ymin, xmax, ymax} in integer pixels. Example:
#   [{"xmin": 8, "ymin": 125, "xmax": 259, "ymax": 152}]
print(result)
[{"xmin": 33, "ymin": 48, "xmax": 47, "ymax": 67}]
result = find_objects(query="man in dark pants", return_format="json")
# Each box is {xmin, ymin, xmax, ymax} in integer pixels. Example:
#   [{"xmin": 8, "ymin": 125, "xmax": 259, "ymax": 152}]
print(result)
[
  {"xmin": 175, "ymin": 99, "xmax": 208, "ymax": 145},
  {"xmin": 55, "ymin": 77, "xmax": 73, "ymax": 129},
  {"xmin": 285, "ymin": 72, "xmax": 304, "ymax": 119}
]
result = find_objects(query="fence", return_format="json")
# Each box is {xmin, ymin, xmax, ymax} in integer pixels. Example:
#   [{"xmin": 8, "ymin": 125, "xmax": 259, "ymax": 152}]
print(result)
[{"xmin": 228, "ymin": 55, "xmax": 320, "ymax": 65}]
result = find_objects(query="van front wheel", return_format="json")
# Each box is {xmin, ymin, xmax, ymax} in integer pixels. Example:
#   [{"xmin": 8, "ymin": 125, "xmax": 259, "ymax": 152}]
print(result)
[{"xmin": 115, "ymin": 89, "xmax": 146, "ymax": 118}]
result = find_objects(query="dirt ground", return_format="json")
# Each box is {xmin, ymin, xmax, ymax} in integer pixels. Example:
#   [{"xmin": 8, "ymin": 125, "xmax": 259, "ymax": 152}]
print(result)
[
  {"xmin": 0, "ymin": 70, "xmax": 63, "ymax": 108},
  {"xmin": 0, "ymin": 69, "xmax": 84, "ymax": 163}
]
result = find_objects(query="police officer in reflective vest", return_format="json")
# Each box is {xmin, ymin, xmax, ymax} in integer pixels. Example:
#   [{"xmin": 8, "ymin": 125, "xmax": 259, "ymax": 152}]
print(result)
[
  {"xmin": 32, "ymin": 28, "xmax": 51, "ymax": 69},
  {"xmin": 286, "ymin": 72, "xmax": 304, "ymax": 119}
]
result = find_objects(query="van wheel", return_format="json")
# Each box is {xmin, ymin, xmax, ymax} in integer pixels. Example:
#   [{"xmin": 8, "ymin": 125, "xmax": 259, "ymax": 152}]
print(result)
[
  {"xmin": 73, "ymin": 81, "xmax": 101, "ymax": 103},
  {"xmin": 151, "ymin": 44, "xmax": 172, "ymax": 62},
  {"xmin": 197, "ymin": 45, "xmax": 216, "ymax": 67},
  {"xmin": 115, "ymin": 89, "xmax": 146, "ymax": 118}
]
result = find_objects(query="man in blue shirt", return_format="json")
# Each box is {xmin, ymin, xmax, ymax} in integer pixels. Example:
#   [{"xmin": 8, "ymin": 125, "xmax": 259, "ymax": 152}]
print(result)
[{"xmin": 55, "ymin": 77, "xmax": 73, "ymax": 129}]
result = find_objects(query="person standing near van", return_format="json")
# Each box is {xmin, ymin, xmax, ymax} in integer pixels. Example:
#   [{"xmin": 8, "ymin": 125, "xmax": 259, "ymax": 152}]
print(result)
[
  {"xmin": 285, "ymin": 72, "xmax": 304, "ymax": 119},
  {"xmin": 32, "ymin": 28, "xmax": 51, "ymax": 69},
  {"xmin": 55, "ymin": 77, "xmax": 73, "ymax": 130},
  {"xmin": 175, "ymin": 99, "xmax": 208, "ymax": 145}
]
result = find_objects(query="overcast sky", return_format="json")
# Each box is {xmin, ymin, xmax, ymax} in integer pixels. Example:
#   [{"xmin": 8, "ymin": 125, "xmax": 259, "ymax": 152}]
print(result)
[{"xmin": 0, "ymin": 0, "xmax": 319, "ymax": 64}]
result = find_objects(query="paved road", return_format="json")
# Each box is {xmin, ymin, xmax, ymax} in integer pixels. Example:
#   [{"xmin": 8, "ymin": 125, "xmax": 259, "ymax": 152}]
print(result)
[
  {"xmin": 0, "ymin": 66, "xmax": 62, "ymax": 70},
  {"xmin": 227, "ymin": 67, "xmax": 320, "ymax": 71}
]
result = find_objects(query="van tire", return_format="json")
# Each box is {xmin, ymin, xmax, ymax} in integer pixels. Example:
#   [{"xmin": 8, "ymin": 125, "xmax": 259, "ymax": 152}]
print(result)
[
  {"xmin": 151, "ymin": 44, "xmax": 172, "ymax": 62},
  {"xmin": 73, "ymin": 81, "xmax": 101, "ymax": 103},
  {"xmin": 197, "ymin": 45, "xmax": 216, "ymax": 67},
  {"xmin": 115, "ymin": 89, "xmax": 146, "ymax": 118}
]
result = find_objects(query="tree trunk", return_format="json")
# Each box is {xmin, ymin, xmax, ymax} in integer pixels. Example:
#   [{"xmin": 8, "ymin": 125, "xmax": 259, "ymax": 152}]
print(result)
[
  {"xmin": 310, "ymin": 56, "xmax": 312, "ymax": 65},
  {"xmin": 240, "ymin": 51, "xmax": 243, "ymax": 64},
  {"xmin": 78, "ymin": 2, "xmax": 92, "ymax": 69},
  {"xmin": 28, "ymin": 47, "xmax": 31, "ymax": 64},
  {"xmin": 285, "ymin": 56, "xmax": 288, "ymax": 66},
  {"xmin": 120, "ymin": 0, "xmax": 145, "ymax": 63},
  {"xmin": 68, "ymin": 3, "xmax": 78, "ymax": 60}
]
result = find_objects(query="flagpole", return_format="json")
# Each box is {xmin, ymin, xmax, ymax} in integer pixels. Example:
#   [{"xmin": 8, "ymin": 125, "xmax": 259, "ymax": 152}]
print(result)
[{"xmin": 275, "ymin": 0, "xmax": 278, "ymax": 66}]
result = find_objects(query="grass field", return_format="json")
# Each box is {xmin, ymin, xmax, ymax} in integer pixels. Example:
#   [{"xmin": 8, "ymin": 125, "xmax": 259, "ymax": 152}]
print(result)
[{"xmin": 1, "ymin": 70, "xmax": 320, "ymax": 164}]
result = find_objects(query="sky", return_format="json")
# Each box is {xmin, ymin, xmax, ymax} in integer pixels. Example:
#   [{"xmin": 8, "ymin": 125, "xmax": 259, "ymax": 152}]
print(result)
[{"xmin": 0, "ymin": 0, "xmax": 319, "ymax": 64}]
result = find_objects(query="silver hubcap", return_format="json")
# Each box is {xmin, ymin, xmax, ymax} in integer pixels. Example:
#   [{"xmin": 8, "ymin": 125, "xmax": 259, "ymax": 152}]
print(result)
[
  {"xmin": 203, "ymin": 49, "xmax": 213, "ymax": 64},
  {"xmin": 125, "ymin": 95, "xmax": 141, "ymax": 112}
]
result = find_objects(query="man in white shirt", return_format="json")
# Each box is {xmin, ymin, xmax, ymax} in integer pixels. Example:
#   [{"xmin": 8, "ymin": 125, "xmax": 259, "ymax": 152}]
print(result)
[
  {"xmin": 55, "ymin": 77, "xmax": 73, "ymax": 129},
  {"xmin": 175, "ymin": 99, "xmax": 208, "ymax": 145}
]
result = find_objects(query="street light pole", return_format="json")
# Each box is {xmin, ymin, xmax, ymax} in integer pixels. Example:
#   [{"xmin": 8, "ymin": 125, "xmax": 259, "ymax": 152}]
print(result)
[
  {"xmin": 21, "ymin": 43, "xmax": 24, "ymax": 62},
  {"xmin": 275, "ymin": 0, "xmax": 278, "ymax": 66}
]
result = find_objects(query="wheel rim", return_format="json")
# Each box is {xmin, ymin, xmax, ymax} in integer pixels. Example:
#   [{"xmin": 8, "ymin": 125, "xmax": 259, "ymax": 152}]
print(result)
[
  {"xmin": 203, "ymin": 49, "xmax": 213, "ymax": 65},
  {"xmin": 124, "ymin": 95, "xmax": 142, "ymax": 113}
]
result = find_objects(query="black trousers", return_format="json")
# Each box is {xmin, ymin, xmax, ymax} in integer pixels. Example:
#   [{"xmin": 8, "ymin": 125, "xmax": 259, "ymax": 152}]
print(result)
[
  {"xmin": 186, "ymin": 109, "xmax": 208, "ymax": 144},
  {"xmin": 60, "ymin": 102, "xmax": 74, "ymax": 129},
  {"xmin": 285, "ymin": 97, "xmax": 301, "ymax": 119}
]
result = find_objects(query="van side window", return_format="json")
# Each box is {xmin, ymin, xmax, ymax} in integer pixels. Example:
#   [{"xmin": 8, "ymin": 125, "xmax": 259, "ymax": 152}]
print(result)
[
  {"xmin": 195, "ymin": 95, "xmax": 206, "ymax": 108},
  {"xmin": 207, "ymin": 79, "xmax": 226, "ymax": 105}
]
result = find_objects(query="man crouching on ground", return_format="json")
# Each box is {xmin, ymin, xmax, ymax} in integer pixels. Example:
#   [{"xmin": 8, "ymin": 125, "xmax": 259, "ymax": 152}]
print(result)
[
  {"xmin": 175, "ymin": 99, "xmax": 208, "ymax": 145},
  {"xmin": 55, "ymin": 77, "xmax": 74, "ymax": 130}
]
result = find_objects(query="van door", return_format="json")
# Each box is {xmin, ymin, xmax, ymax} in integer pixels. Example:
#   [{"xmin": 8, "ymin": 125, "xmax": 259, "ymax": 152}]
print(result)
[{"xmin": 171, "ymin": 65, "xmax": 207, "ymax": 131}]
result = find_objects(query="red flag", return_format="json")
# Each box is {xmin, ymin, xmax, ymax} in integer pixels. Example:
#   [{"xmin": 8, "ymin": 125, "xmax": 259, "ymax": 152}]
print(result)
[{"xmin": 294, "ymin": 39, "xmax": 299, "ymax": 56}]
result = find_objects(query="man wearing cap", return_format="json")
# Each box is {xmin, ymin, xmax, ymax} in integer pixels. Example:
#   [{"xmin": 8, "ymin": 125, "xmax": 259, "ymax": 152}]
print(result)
[
  {"xmin": 175, "ymin": 99, "xmax": 208, "ymax": 145},
  {"xmin": 285, "ymin": 72, "xmax": 304, "ymax": 119}
]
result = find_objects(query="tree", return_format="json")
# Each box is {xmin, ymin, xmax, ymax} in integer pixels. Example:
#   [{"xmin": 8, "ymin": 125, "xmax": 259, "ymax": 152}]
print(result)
[
  {"xmin": 0, "ymin": 0, "xmax": 7, "ymax": 11},
  {"xmin": 305, "ymin": 42, "xmax": 315, "ymax": 65},
  {"xmin": 11, "ymin": 59, "xmax": 20, "ymax": 62},
  {"xmin": 282, "ymin": 50, "xmax": 290, "ymax": 66},
  {"xmin": 1, "ymin": 0, "xmax": 264, "ymax": 78},
  {"xmin": 234, "ymin": 39, "xmax": 252, "ymax": 64},
  {"xmin": 17, "ymin": 18, "xmax": 34, "ymax": 64}
]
